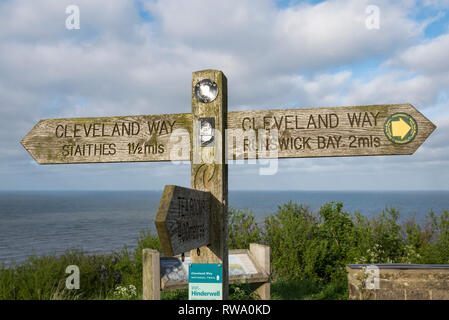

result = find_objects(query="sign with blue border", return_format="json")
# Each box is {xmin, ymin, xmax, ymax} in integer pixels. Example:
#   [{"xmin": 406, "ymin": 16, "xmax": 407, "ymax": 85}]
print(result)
[{"xmin": 188, "ymin": 263, "xmax": 222, "ymax": 300}]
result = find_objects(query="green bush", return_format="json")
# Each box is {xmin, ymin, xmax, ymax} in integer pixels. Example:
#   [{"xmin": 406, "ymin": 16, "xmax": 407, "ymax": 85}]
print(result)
[
  {"xmin": 315, "ymin": 202, "xmax": 358, "ymax": 281},
  {"xmin": 228, "ymin": 207, "xmax": 263, "ymax": 249},
  {"xmin": 237, "ymin": 202, "xmax": 449, "ymax": 288},
  {"xmin": 421, "ymin": 210, "xmax": 449, "ymax": 264},
  {"xmin": 264, "ymin": 202, "xmax": 317, "ymax": 280},
  {"xmin": 264, "ymin": 201, "xmax": 358, "ymax": 282}
]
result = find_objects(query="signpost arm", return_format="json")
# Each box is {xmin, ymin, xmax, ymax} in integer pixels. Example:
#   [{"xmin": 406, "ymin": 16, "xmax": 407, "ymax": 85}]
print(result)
[{"xmin": 190, "ymin": 69, "xmax": 229, "ymax": 299}]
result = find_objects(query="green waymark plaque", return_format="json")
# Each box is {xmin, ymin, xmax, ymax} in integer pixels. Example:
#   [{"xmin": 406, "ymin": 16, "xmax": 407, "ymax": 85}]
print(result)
[
  {"xmin": 384, "ymin": 113, "xmax": 418, "ymax": 144},
  {"xmin": 188, "ymin": 263, "xmax": 223, "ymax": 300}
]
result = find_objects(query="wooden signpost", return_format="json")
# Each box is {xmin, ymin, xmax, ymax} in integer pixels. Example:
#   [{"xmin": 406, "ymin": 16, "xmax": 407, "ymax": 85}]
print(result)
[
  {"xmin": 21, "ymin": 69, "xmax": 437, "ymax": 300},
  {"xmin": 21, "ymin": 105, "xmax": 435, "ymax": 164},
  {"xmin": 155, "ymin": 185, "xmax": 211, "ymax": 257}
]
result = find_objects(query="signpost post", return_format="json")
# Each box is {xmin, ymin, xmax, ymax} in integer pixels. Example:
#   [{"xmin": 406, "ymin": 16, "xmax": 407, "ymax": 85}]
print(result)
[
  {"xmin": 190, "ymin": 70, "xmax": 229, "ymax": 299},
  {"xmin": 21, "ymin": 69, "xmax": 437, "ymax": 300}
]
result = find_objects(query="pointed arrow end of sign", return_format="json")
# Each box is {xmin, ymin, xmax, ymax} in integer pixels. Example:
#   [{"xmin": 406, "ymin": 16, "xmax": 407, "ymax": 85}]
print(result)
[
  {"xmin": 20, "ymin": 120, "xmax": 45, "ymax": 165},
  {"xmin": 407, "ymin": 103, "xmax": 437, "ymax": 129},
  {"xmin": 21, "ymin": 134, "xmax": 34, "ymax": 160},
  {"xmin": 404, "ymin": 103, "xmax": 437, "ymax": 154},
  {"xmin": 21, "ymin": 141, "xmax": 43, "ymax": 165},
  {"xmin": 430, "ymin": 119, "xmax": 437, "ymax": 132}
]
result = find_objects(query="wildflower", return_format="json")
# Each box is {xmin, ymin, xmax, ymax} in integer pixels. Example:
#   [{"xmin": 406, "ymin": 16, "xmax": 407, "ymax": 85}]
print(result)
[{"xmin": 113, "ymin": 284, "xmax": 137, "ymax": 299}]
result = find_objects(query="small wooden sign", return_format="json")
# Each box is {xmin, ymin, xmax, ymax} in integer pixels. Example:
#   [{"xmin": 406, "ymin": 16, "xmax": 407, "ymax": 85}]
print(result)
[{"xmin": 155, "ymin": 185, "xmax": 211, "ymax": 257}]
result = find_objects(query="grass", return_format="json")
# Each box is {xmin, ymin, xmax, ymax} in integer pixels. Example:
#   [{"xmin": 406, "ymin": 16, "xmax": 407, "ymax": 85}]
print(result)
[
  {"xmin": 158, "ymin": 280, "xmax": 347, "ymax": 300},
  {"xmin": 271, "ymin": 278, "xmax": 347, "ymax": 300}
]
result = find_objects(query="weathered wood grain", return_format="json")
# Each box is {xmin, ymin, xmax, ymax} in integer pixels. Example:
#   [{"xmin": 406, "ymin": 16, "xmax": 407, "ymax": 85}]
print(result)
[
  {"xmin": 226, "ymin": 103, "xmax": 436, "ymax": 159},
  {"xmin": 155, "ymin": 185, "xmax": 211, "ymax": 257},
  {"xmin": 249, "ymin": 243, "xmax": 271, "ymax": 300},
  {"xmin": 21, "ymin": 113, "xmax": 192, "ymax": 164},
  {"xmin": 142, "ymin": 249, "xmax": 160, "ymax": 300},
  {"xmin": 190, "ymin": 69, "xmax": 229, "ymax": 299}
]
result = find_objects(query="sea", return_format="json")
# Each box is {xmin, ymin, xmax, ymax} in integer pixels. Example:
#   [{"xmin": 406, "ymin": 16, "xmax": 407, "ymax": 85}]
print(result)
[{"xmin": 1, "ymin": 190, "xmax": 448, "ymax": 267}]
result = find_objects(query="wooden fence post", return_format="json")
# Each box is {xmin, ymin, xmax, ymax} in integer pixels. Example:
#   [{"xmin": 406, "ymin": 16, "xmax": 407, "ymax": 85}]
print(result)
[
  {"xmin": 142, "ymin": 249, "xmax": 160, "ymax": 300},
  {"xmin": 250, "ymin": 243, "xmax": 270, "ymax": 300}
]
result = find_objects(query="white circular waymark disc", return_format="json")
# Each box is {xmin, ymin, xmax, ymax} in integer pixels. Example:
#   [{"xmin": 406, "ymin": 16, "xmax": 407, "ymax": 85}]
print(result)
[{"xmin": 194, "ymin": 79, "xmax": 218, "ymax": 103}]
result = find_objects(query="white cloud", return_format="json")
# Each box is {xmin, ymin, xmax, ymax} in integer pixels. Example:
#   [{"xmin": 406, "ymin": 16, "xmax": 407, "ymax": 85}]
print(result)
[
  {"xmin": 391, "ymin": 33, "xmax": 449, "ymax": 74},
  {"xmin": 272, "ymin": 0, "xmax": 421, "ymax": 69},
  {"xmin": 144, "ymin": 0, "xmax": 424, "ymax": 74},
  {"xmin": 342, "ymin": 72, "xmax": 439, "ymax": 107},
  {"xmin": 0, "ymin": 0, "xmax": 143, "ymax": 42}
]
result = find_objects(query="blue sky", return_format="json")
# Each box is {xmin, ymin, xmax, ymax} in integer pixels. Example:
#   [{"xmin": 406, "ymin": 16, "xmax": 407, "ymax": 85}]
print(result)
[{"xmin": 1, "ymin": 0, "xmax": 448, "ymax": 191}]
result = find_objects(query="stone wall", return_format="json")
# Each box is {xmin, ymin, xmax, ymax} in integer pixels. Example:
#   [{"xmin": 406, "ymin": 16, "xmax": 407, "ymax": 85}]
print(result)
[{"xmin": 346, "ymin": 264, "xmax": 449, "ymax": 300}]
